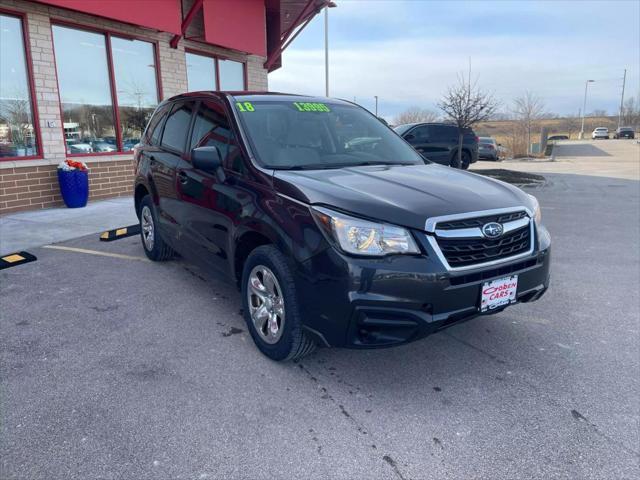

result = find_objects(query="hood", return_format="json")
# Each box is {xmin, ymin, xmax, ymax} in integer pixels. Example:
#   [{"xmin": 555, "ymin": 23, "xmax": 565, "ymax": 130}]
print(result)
[{"xmin": 273, "ymin": 164, "xmax": 531, "ymax": 231}]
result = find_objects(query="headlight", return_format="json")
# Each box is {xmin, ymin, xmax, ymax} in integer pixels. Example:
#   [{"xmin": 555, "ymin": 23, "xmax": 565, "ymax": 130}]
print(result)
[
  {"xmin": 528, "ymin": 194, "xmax": 542, "ymax": 225},
  {"xmin": 311, "ymin": 206, "xmax": 420, "ymax": 256}
]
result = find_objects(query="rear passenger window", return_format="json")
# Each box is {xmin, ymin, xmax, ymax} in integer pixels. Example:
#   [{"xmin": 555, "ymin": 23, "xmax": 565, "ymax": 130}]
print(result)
[
  {"xmin": 190, "ymin": 99, "xmax": 232, "ymax": 161},
  {"xmin": 432, "ymin": 125, "xmax": 455, "ymax": 140},
  {"xmin": 145, "ymin": 104, "xmax": 170, "ymax": 146},
  {"xmin": 161, "ymin": 102, "xmax": 195, "ymax": 153}
]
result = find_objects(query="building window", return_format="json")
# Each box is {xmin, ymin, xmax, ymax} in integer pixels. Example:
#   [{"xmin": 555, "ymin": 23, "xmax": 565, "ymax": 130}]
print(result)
[
  {"xmin": 0, "ymin": 13, "xmax": 39, "ymax": 159},
  {"xmin": 186, "ymin": 51, "xmax": 245, "ymax": 93},
  {"xmin": 186, "ymin": 52, "xmax": 217, "ymax": 91},
  {"xmin": 111, "ymin": 37, "xmax": 160, "ymax": 151},
  {"xmin": 51, "ymin": 24, "xmax": 160, "ymax": 155},
  {"xmin": 218, "ymin": 59, "xmax": 244, "ymax": 91}
]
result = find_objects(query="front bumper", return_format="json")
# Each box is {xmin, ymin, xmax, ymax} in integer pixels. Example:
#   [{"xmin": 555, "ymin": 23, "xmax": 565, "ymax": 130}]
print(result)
[{"xmin": 295, "ymin": 226, "xmax": 551, "ymax": 348}]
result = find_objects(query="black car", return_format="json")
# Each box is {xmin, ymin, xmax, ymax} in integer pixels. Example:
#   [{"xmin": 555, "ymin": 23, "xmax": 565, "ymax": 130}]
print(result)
[
  {"xmin": 394, "ymin": 122, "xmax": 479, "ymax": 169},
  {"xmin": 614, "ymin": 127, "xmax": 635, "ymax": 139},
  {"xmin": 134, "ymin": 92, "xmax": 551, "ymax": 361}
]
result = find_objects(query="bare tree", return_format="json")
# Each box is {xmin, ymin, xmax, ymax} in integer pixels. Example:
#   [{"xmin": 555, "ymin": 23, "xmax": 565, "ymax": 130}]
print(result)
[
  {"xmin": 621, "ymin": 97, "xmax": 639, "ymax": 127},
  {"xmin": 512, "ymin": 92, "xmax": 545, "ymax": 155},
  {"xmin": 393, "ymin": 107, "xmax": 439, "ymax": 125},
  {"xmin": 438, "ymin": 73, "xmax": 498, "ymax": 168},
  {"xmin": 559, "ymin": 112, "xmax": 580, "ymax": 139}
]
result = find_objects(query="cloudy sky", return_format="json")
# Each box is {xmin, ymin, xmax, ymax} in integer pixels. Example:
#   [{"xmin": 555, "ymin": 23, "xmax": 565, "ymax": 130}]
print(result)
[{"xmin": 269, "ymin": 0, "xmax": 640, "ymax": 120}]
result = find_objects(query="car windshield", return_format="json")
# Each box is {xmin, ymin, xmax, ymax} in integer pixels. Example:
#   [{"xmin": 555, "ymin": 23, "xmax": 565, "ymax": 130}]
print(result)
[
  {"xmin": 479, "ymin": 138, "xmax": 494, "ymax": 144},
  {"xmin": 233, "ymin": 99, "xmax": 425, "ymax": 169}
]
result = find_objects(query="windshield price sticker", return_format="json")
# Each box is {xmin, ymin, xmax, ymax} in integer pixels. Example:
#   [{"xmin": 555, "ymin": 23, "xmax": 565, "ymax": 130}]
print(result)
[
  {"xmin": 236, "ymin": 102, "xmax": 255, "ymax": 112},
  {"xmin": 293, "ymin": 102, "xmax": 331, "ymax": 112}
]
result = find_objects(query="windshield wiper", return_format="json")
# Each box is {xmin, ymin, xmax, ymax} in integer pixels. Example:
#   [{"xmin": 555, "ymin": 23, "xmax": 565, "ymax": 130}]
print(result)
[{"xmin": 271, "ymin": 161, "xmax": 416, "ymax": 171}]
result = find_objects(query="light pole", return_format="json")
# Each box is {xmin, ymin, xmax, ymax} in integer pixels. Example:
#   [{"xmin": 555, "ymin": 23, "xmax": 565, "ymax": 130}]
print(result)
[
  {"xmin": 579, "ymin": 79, "xmax": 595, "ymax": 139},
  {"xmin": 374, "ymin": 96, "xmax": 378, "ymax": 116},
  {"xmin": 324, "ymin": 3, "xmax": 336, "ymax": 97}
]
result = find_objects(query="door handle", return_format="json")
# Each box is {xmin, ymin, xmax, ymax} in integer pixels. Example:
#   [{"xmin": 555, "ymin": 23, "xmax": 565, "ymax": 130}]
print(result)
[{"xmin": 178, "ymin": 171, "xmax": 188, "ymax": 184}]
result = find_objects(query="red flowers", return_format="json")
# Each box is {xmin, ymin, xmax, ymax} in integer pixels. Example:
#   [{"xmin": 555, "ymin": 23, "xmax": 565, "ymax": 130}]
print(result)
[{"xmin": 58, "ymin": 159, "xmax": 89, "ymax": 171}]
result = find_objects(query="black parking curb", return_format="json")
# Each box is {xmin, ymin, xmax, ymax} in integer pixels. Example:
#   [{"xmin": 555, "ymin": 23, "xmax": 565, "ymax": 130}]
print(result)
[
  {"xmin": 99, "ymin": 224, "xmax": 141, "ymax": 242},
  {"xmin": 0, "ymin": 251, "xmax": 37, "ymax": 270}
]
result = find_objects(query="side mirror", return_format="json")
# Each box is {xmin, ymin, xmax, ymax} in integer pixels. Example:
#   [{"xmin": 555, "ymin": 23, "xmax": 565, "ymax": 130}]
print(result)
[
  {"xmin": 497, "ymin": 143, "xmax": 502, "ymax": 147},
  {"xmin": 192, "ymin": 146, "xmax": 222, "ymax": 171}
]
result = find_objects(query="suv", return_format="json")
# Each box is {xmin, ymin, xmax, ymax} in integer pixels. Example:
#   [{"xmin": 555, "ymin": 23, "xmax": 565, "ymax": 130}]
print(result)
[
  {"xmin": 394, "ymin": 122, "xmax": 479, "ymax": 169},
  {"xmin": 613, "ymin": 127, "xmax": 635, "ymax": 139},
  {"xmin": 592, "ymin": 127, "xmax": 609, "ymax": 139},
  {"xmin": 134, "ymin": 92, "xmax": 551, "ymax": 361}
]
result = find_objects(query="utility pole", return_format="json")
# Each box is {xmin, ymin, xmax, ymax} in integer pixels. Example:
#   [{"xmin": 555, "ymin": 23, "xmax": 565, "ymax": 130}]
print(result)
[
  {"xmin": 618, "ymin": 69, "xmax": 627, "ymax": 128},
  {"xmin": 374, "ymin": 96, "xmax": 378, "ymax": 116},
  {"xmin": 579, "ymin": 80, "xmax": 595, "ymax": 139},
  {"xmin": 324, "ymin": 6, "xmax": 329, "ymax": 97}
]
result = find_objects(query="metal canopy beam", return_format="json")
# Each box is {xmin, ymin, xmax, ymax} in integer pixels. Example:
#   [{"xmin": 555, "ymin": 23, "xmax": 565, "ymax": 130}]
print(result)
[{"xmin": 170, "ymin": 0, "xmax": 204, "ymax": 49}]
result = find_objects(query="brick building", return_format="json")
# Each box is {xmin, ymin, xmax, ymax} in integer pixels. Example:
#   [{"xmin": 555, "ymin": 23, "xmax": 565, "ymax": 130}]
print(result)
[{"xmin": 0, "ymin": 0, "xmax": 327, "ymax": 214}]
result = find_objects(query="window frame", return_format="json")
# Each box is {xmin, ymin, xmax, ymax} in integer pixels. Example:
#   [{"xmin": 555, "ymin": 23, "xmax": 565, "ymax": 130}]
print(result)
[
  {"xmin": 185, "ymin": 48, "xmax": 247, "ymax": 93},
  {"xmin": 50, "ymin": 18, "xmax": 163, "ymax": 157},
  {"xmin": 0, "ymin": 7, "xmax": 43, "ymax": 162}
]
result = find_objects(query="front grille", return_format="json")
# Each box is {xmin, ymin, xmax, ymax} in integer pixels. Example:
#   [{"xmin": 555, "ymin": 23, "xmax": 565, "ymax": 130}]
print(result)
[
  {"xmin": 437, "ymin": 210, "xmax": 527, "ymax": 230},
  {"xmin": 436, "ymin": 222, "xmax": 531, "ymax": 268},
  {"xmin": 449, "ymin": 258, "xmax": 537, "ymax": 286}
]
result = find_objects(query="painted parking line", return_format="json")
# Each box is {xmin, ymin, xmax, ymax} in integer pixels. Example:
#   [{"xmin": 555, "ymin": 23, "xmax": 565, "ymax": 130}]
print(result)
[
  {"xmin": 42, "ymin": 245, "xmax": 148, "ymax": 262},
  {"xmin": 0, "ymin": 251, "xmax": 37, "ymax": 270},
  {"xmin": 100, "ymin": 224, "xmax": 141, "ymax": 242}
]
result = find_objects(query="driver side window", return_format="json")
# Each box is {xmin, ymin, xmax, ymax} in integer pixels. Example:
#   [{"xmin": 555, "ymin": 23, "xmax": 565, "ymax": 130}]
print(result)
[
  {"xmin": 190, "ymin": 100, "xmax": 232, "ymax": 162},
  {"xmin": 409, "ymin": 126, "xmax": 429, "ymax": 143}
]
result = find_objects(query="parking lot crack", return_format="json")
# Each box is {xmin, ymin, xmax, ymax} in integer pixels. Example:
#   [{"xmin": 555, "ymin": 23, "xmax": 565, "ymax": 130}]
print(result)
[
  {"xmin": 445, "ymin": 334, "xmax": 639, "ymax": 459},
  {"xmin": 297, "ymin": 362, "xmax": 410, "ymax": 479}
]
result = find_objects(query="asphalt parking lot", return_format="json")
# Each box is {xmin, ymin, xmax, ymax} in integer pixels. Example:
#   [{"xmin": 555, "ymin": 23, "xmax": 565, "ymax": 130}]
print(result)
[{"xmin": 2, "ymin": 143, "xmax": 639, "ymax": 479}]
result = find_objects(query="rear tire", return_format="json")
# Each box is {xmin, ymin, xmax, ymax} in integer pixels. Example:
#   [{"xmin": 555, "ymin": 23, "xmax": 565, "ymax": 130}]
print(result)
[
  {"xmin": 139, "ymin": 195, "xmax": 174, "ymax": 261},
  {"xmin": 241, "ymin": 245, "xmax": 315, "ymax": 361}
]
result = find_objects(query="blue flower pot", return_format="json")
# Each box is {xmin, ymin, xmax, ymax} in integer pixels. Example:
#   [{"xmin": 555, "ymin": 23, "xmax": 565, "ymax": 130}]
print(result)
[{"xmin": 57, "ymin": 169, "xmax": 89, "ymax": 208}]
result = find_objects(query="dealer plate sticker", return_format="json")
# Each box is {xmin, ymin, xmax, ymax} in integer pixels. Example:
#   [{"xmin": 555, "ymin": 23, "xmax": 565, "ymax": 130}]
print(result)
[{"xmin": 480, "ymin": 275, "xmax": 518, "ymax": 312}]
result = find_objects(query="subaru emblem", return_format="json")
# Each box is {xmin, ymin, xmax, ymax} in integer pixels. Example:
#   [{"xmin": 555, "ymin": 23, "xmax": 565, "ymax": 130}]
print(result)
[{"xmin": 482, "ymin": 222, "xmax": 503, "ymax": 239}]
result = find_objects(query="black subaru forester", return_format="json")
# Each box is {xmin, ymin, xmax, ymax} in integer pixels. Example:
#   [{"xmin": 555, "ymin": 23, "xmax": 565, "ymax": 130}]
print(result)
[{"xmin": 133, "ymin": 92, "xmax": 551, "ymax": 361}]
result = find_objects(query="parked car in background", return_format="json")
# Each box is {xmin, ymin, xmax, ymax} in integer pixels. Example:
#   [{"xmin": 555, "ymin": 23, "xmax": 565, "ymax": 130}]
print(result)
[
  {"xmin": 478, "ymin": 137, "xmax": 500, "ymax": 161},
  {"xmin": 133, "ymin": 92, "xmax": 550, "ymax": 361},
  {"xmin": 66, "ymin": 140, "xmax": 92, "ymax": 154},
  {"xmin": 592, "ymin": 127, "xmax": 609, "ymax": 139},
  {"xmin": 92, "ymin": 141, "xmax": 117, "ymax": 153},
  {"xmin": 613, "ymin": 127, "xmax": 635, "ymax": 139},
  {"xmin": 394, "ymin": 123, "xmax": 478, "ymax": 169},
  {"xmin": 548, "ymin": 135, "xmax": 569, "ymax": 141}
]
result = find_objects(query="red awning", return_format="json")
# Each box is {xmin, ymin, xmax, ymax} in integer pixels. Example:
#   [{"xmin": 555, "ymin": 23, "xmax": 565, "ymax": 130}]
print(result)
[
  {"xmin": 202, "ymin": 0, "xmax": 266, "ymax": 57},
  {"xmin": 33, "ymin": 0, "xmax": 182, "ymax": 35},
  {"xmin": 265, "ymin": 0, "xmax": 332, "ymax": 72}
]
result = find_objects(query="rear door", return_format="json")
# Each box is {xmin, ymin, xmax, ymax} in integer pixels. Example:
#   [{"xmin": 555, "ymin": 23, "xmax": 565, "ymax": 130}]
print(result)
[{"xmin": 154, "ymin": 100, "xmax": 196, "ymax": 249}]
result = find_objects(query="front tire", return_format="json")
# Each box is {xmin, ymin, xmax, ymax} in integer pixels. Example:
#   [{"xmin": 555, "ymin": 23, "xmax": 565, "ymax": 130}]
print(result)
[
  {"xmin": 241, "ymin": 245, "xmax": 315, "ymax": 361},
  {"xmin": 139, "ymin": 195, "xmax": 174, "ymax": 261}
]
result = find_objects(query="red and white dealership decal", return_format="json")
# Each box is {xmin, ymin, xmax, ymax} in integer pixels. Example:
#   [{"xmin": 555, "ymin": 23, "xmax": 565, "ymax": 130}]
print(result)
[{"xmin": 480, "ymin": 275, "xmax": 518, "ymax": 312}]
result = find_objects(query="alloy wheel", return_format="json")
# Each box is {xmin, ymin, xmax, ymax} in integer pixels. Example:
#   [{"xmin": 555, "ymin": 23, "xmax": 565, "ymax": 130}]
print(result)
[
  {"xmin": 247, "ymin": 265, "xmax": 285, "ymax": 344},
  {"xmin": 141, "ymin": 205, "xmax": 155, "ymax": 251}
]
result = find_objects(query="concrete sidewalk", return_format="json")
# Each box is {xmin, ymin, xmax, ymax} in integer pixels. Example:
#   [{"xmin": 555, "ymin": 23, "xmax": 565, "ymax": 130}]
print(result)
[{"xmin": 0, "ymin": 197, "xmax": 137, "ymax": 255}]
